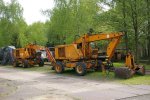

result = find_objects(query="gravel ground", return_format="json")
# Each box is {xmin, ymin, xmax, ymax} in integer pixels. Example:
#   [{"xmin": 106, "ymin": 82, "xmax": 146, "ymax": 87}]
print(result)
[{"xmin": 0, "ymin": 66, "xmax": 150, "ymax": 100}]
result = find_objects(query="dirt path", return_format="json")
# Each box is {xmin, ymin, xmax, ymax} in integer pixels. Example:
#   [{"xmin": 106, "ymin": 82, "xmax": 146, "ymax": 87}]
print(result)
[{"xmin": 0, "ymin": 66, "xmax": 150, "ymax": 100}]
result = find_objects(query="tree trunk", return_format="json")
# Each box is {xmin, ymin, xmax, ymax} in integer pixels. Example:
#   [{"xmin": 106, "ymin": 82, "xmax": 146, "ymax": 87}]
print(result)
[
  {"xmin": 146, "ymin": 0, "xmax": 150, "ymax": 62},
  {"xmin": 145, "ymin": 41, "xmax": 148, "ymax": 57},
  {"xmin": 130, "ymin": 0, "xmax": 139, "ymax": 62},
  {"xmin": 122, "ymin": 0, "xmax": 128, "ymax": 53}
]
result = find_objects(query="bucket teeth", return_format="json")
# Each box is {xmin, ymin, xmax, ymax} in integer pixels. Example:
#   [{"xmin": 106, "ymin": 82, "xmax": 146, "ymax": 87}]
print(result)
[
  {"xmin": 115, "ymin": 67, "xmax": 132, "ymax": 79},
  {"xmin": 136, "ymin": 65, "xmax": 145, "ymax": 75}
]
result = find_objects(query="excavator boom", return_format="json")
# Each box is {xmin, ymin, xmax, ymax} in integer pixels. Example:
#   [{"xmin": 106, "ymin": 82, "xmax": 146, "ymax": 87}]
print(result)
[
  {"xmin": 74, "ymin": 32, "xmax": 123, "ymax": 44},
  {"xmin": 74, "ymin": 32, "xmax": 124, "ymax": 61}
]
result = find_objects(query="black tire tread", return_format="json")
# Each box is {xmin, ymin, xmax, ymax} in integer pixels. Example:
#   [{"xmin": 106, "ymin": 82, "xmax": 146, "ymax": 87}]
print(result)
[
  {"xmin": 55, "ymin": 61, "xmax": 64, "ymax": 73},
  {"xmin": 39, "ymin": 59, "xmax": 44, "ymax": 67},
  {"xmin": 75, "ymin": 62, "xmax": 86, "ymax": 76}
]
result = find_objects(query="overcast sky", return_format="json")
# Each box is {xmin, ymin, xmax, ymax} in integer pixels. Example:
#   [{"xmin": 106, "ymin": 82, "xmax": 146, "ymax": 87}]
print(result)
[
  {"xmin": 4, "ymin": 0, "xmax": 109, "ymax": 25},
  {"xmin": 4, "ymin": 0, "xmax": 55, "ymax": 25}
]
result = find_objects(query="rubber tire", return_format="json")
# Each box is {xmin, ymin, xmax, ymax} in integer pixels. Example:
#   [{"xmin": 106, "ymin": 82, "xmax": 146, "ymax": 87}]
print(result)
[
  {"xmin": 23, "ymin": 60, "xmax": 30, "ymax": 68},
  {"xmin": 55, "ymin": 61, "xmax": 64, "ymax": 74},
  {"xmin": 75, "ymin": 62, "xmax": 86, "ymax": 76},
  {"xmin": 39, "ymin": 59, "xmax": 44, "ymax": 67},
  {"xmin": 115, "ymin": 67, "xmax": 132, "ymax": 79}
]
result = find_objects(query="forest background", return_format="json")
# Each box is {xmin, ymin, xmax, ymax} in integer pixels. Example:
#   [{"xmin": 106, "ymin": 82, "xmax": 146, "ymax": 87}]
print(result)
[{"xmin": 0, "ymin": 0, "xmax": 149, "ymax": 62}]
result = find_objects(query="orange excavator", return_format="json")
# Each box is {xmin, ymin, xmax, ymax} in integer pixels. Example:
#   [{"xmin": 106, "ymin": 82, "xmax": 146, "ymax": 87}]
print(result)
[
  {"xmin": 13, "ymin": 44, "xmax": 45, "ymax": 67},
  {"xmin": 46, "ymin": 32, "xmax": 145, "ymax": 78}
]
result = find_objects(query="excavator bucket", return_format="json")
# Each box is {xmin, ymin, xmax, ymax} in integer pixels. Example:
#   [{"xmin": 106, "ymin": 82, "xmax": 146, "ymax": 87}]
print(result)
[
  {"xmin": 114, "ymin": 66, "xmax": 145, "ymax": 79},
  {"xmin": 136, "ymin": 65, "xmax": 145, "ymax": 75},
  {"xmin": 114, "ymin": 67, "xmax": 133, "ymax": 79},
  {"xmin": 114, "ymin": 52, "xmax": 145, "ymax": 79}
]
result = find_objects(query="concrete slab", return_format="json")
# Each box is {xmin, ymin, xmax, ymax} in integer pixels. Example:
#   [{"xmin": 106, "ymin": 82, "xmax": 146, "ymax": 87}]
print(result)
[
  {"xmin": 113, "ymin": 86, "xmax": 150, "ymax": 95},
  {"xmin": 131, "ymin": 85, "xmax": 150, "ymax": 91},
  {"xmin": 120, "ymin": 94, "xmax": 150, "ymax": 100},
  {"xmin": 1, "ymin": 66, "xmax": 150, "ymax": 100},
  {"xmin": 72, "ymin": 88, "xmax": 137, "ymax": 100}
]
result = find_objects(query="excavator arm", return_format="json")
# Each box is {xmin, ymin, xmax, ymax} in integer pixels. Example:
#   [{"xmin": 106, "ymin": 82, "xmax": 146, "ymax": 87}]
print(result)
[
  {"xmin": 74, "ymin": 32, "xmax": 123, "ymax": 44},
  {"xmin": 74, "ymin": 32, "xmax": 124, "ymax": 61},
  {"xmin": 106, "ymin": 36, "xmax": 122, "ymax": 61}
]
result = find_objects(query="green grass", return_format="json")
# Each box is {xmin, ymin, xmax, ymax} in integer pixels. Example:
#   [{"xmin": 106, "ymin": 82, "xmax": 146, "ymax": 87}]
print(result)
[
  {"xmin": 21, "ymin": 66, "xmax": 53, "ymax": 73},
  {"xmin": 113, "ymin": 62, "xmax": 150, "ymax": 85},
  {"xmin": 113, "ymin": 62, "xmax": 150, "ymax": 70},
  {"xmin": 118, "ymin": 75, "xmax": 150, "ymax": 85},
  {"xmin": 144, "ymin": 64, "xmax": 150, "ymax": 70},
  {"xmin": 3, "ymin": 64, "xmax": 54, "ymax": 73},
  {"xmin": 62, "ymin": 69, "xmax": 116, "ymax": 81},
  {"xmin": 62, "ymin": 69, "xmax": 150, "ymax": 85},
  {"xmin": 1, "ymin": 62, "xmax": 150, "ymax": 85},
  {"xmin": 51, "ymin": 62, "xmax": 150, "ymax": 85},
  {"xmin": 113, "ymin": 62, "xmax": 124, "ymax": 67}
]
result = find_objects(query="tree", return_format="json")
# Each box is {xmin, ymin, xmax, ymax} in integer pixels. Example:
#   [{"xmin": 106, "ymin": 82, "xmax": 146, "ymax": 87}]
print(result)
[
  {"xmin": 45, "ymin": 0, "xmax": 100, "ymax": 44},
  {"xmin": 146, "ymin": 0, "xmax": 150, "ymax": 61},
  {"xmin": 0, "ymin": 0, "xmax": 27, "ymax": 47},
  {"xmin": 26, "ymin": 22, "xmax": 48, "ymax": 45},
  {"xmin": 97, "ymin": 0, "xmax": 149, "ymax": 62}
]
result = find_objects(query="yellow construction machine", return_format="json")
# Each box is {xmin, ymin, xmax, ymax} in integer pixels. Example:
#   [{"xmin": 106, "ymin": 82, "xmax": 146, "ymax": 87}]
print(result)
[
  {"xmin": 46, "ymin": 32, "xmax": 145, "ymax": 78},
  {"xmin": 13, "ymin": 44, "xmax": 45, "ymax": 67}
]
